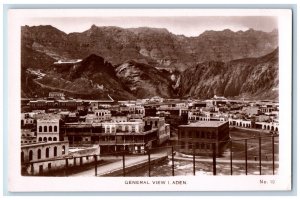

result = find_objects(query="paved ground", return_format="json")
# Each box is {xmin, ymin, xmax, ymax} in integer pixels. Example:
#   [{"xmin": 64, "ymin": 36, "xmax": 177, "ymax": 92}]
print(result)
[{"xmin": 69, "ymin": 153, "xmax": 168, "ymax": 177}]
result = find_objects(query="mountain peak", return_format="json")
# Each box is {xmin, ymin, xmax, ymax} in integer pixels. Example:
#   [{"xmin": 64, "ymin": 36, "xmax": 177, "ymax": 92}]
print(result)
[{"xmin": 22, "ymin": 25, "xmax": 67, "ymax": 35}]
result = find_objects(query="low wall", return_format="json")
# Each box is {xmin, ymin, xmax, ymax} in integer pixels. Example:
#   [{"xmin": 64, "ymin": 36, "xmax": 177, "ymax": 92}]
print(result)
[{"xmin": 22, "ymin": 154, "xmax": 101, "ymax": 176}]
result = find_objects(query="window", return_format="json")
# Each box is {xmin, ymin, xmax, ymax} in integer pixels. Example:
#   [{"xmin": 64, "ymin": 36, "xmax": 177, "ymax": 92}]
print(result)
[
  {"xmin": 181, "ymin": 131, "xmax": 185, "ymax": 138},
  {"xmin": 180, "ymin": 141, "xmax": 185, "ymax": 148},
  {"xmin": 44, "ymin": 126, "xmax": 47, "ymax": 132},
  {"xmin": 206, "ymin": 143, "xmax": 211, "ymax": 150},
  {"xmin": 21, "ymin": 151, "xmax": 24, "ymax": 163},
  {"xmin": 48, "ymin": 163, "xmax": 52, "ymax": 169},
  {"xmin": 49, "ymin": 126, "xmax": 52, "ymax": 132},
  {"xmin": 39, "ymin": 137, "xmax": 42, "ymax": 142},
  {"xmin": 195, "ymin": 143, "xmax": 200, "ymax": 149},
  {"xmin": 155, "ymin": 121, "xmax": 158, "ymax": 127},
  {"xmin": 188, "ymin": 131, "xmax": 193, "ymax": 138},
  {"xmin": 201, "ymin": 132, "xmax": 205, "ymax": 138},
  {"xmin": 54, "ymin": 146, "xmax": 57, "ymax": 157},
  {"xmin": 207, "ymin": 132, "xmax": 210, "ymax": 139},
  {"xmin": 48, "ymin": 137, "xmax": 52, "ymax": 141},
  {"xmin": 54, "ymin": 126, "xmax": 57, "ymax": 132},
  {"xmin": 29, "ymin": 150, "xmax": 33, "ymax": 161},
  {"xmin": 53, "ymin": 137, "xmax": 57, "ymax": 141},
  {"xmin": 39, "ymin": 165, "xmax": 43, "ymax": 174},
  {"xmin": 111, "ymin": 127, "xmax": 116, "ymax": 133},
  {"xmin": 188, "ymin": 142, "xmax": 193, "ymax": 149},
  {"xmin": 46, "ymin": 148, "xmax": 49, "ymax": 158},
  {"xmin": 39, "ymin": 126, "xmax": 42, "ymax": 132},
  {"xmin": 196, "ymin": 131, "xmax": 200, "ymax": 138},
  {"xmin": 211, "ymin": 132, "xmax": 216, "ymax": 139},
  {"xmin": 62, "ymin": 146, "xmax": 65, "ymax": 155},
  {"xmin": 201, "ymin": 143, "xmax": 205, "ymax": 149},
  {"xmin": 38, "ymin": 149, "xmax": 41, "ymax": 159},
  {"xmin": 43, "ymin": 137, "xmax": 47, "ymax": 142}
]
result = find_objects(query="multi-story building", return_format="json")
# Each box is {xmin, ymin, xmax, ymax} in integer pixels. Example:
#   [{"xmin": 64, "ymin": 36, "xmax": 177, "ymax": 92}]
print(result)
[
  {"xmin": 99, "ymin": 120, "xmax": 157, "ymax": 154},
  {"xmin": 144, "ymin": 117, "xmax": 170, "ymax": 145},
  {"xmin": 178, "ymin": 121, "xmax": 229, "ymax": 156},
  {"xmin": 95, "ymin": 109, "xmax": 111, "ymax": 120},
  {"xmin": 36, "ymin": 115, "xmax": 60, "ymax": 142},
  {"xmin": 21, "ymin": 113, "xmax": 35, "ymax": 128},
  {"xmin": 21, "ymin": 129, "xmax": 37, "ymax": 145}
]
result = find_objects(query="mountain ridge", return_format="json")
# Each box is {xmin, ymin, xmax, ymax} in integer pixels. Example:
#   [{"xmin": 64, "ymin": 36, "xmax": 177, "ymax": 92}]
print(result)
[
  {"xmin": 22, "ymin": 25, "xmax": 278, "ymax": 71},
  {"xmin": 21, "ymin": 25, "xmax": 279, "ymax": 100}
]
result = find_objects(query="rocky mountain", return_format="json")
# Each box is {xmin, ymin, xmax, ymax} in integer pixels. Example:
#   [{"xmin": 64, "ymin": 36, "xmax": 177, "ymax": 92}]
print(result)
[
  {"xmin": 115, "ymin": 60, "xmax": 174, "ymax": 98},
  {"xmin": 22, "ymin": 54, "xmax": 176, "ymax": 100},
  {"xmin": 22, "ymin": 25, "xmax": 278, "ymax": 71},
  {"xmin": 21, "ymin": 25, "xmax": 279, "ymax": 100},
  {"xmin": 178, "ymin": 48, "xmax": 279, "ymax": 100}
]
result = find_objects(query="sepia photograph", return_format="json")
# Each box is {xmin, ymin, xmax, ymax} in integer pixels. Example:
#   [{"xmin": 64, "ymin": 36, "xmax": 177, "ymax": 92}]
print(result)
[{"xmin": 7, "ymin": 8, "xmax": 292, "ymax": 192}]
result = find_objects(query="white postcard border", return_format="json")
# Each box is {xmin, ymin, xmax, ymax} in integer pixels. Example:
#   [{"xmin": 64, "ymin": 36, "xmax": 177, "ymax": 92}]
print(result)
[{"xmin": 7, "ymin": 8, "xmax": 292, "ymax": 192}]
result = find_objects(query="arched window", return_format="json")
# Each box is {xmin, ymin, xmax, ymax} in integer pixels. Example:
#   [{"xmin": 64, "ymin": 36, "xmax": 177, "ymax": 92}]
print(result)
[
  {"xmin": 39, "ymin": 126, "xmax": 42, "ymax": 132},
  {"xmin": 62, "ymin": 145, "xmax": 65, "ymax": 155},
  {"xmin": 29, "ymin": 150, "xmax": 33, "ymax": 161},
  {"xmin": 44, "ymin": 126, "xmax": 47, "ymax": 132},
  {"xmin": 48, "ymin": 137, "xmax": 52, "ymax": 141},
  {"xmin": 38, "ymin": 149, "xmax": 41, "ymax": 159},
  {"xmin": 46, "ymin": 148, "xmax": 49, "ymax": 158},
  {"xmin": 39, "ymin": 137, "xmax": 42, "ymax": 142},
  {"xmin": 53, "ymin": 137, "xmax": 57, "ymax": 141},
  {"xmin": 54, "ymin": 146, "xmax": 57, "ymax": 157},
  {"xmin": 49, "ymin": 126, "xmax": 52, "ymax": 132},
  {"xmin": 54, "ymin": 126, "xmax": 57, "ymax": 132},
  {"xmin": 21, "ymin": 151, "xmax": 24, "ymax": 163},
  {"xmin": 43, "ymin": 137, "xmax": 47, "ymax": 142}
]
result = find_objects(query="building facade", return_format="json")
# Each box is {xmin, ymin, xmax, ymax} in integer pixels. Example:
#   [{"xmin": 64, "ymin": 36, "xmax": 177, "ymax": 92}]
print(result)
[
  {"xmin": 36, "ymin": 117, "xmax": 60, "ymax": 142},
  {"xmin": 178, "ymin": 121, "xmax": 229, "ymax": 156},
  {"xmin": 21, "ymin": 141, "xmax": 69, "ymax": 175}
]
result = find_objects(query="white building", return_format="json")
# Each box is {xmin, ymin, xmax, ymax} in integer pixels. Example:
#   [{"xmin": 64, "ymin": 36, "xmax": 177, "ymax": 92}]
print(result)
[
  {"xmin": 37, "ymin": 117, "xmax": 60, "ymax": 142},
  {"xmin": 102, "ymin": 121, "xmax": 144, "ymax": 134}
]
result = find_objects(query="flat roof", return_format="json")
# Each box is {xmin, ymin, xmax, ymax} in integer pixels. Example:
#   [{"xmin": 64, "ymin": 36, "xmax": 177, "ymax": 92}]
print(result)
[{"xmin": 179, "ymin": 121, "xmax": 228, "ymax": 128}]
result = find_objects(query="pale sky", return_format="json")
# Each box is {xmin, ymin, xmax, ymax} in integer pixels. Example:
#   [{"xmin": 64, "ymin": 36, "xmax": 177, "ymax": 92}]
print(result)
[{"xmin": 24, "ymin": 16, "xmax": 277, "ymax": 37}]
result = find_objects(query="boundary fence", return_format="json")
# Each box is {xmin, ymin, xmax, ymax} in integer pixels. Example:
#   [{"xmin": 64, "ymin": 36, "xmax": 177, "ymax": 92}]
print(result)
[{"xmin": 22, "ymin": 134, "xmax": 278, "ymax": 176}]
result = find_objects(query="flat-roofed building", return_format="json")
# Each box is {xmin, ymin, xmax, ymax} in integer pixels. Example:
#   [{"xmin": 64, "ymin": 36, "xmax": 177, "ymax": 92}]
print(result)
[
  {"xmin": 21, "ymin": 140, "xmax": 69, "ymax": 175},
  {"xmin": 36, "ymin": 115, "xmax": 60, "ymax": 143},
  {"xmin": 178, "ymin": 121, "xmax": 229, "ymax": 156}
]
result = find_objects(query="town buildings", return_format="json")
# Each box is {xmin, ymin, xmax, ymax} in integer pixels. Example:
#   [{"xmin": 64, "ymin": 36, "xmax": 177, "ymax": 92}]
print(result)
[{"xmin": 21, "ymin": 92, "xmax": 279, "ymax": 174}]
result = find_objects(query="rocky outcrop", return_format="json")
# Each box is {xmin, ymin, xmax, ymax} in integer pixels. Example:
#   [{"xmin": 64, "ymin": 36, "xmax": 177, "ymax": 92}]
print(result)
[{"xmin": 178, "ymin": 48, "xmax": 279, "ymax": 100}]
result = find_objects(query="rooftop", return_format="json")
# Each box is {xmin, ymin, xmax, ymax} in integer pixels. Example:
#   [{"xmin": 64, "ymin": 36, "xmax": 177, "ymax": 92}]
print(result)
[
  {"xmin": 179, "ymin": 121, "xmax": 228, "ymax": 128},
  {"xmin": 36, "ymin": 114, "xmax": 61, "ymax": 121}
]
